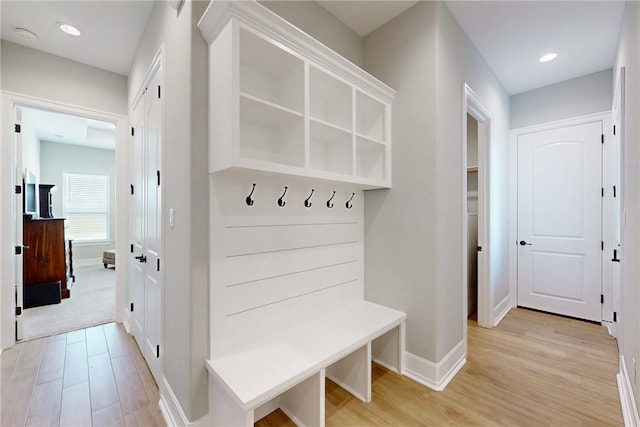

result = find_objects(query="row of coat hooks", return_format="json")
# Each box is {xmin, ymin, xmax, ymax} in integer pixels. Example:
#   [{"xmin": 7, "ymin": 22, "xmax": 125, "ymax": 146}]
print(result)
[{"xmin": 245, "ymin": 184, "xmax": 355, "ymax": 209}]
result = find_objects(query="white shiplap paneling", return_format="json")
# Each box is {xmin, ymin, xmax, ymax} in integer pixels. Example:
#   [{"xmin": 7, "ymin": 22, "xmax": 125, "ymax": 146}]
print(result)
[{"xmin": 210, "ymin": 173, "xmax": 365, "ymax": 357}]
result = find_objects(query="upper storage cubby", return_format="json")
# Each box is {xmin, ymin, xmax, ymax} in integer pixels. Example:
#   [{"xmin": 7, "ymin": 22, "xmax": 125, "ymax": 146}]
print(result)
[
  {"xmin": 239, "ymin": 28, "xmax": 304, "ymax": 114},
  {"xmin": 198, "ymin": 0, "xmax": 395, "ymax": 189}
]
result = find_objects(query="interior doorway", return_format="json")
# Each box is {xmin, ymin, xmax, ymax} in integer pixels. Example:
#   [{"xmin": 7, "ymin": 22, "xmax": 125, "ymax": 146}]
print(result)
[
  {"xmin": 1, "ymin": 92, "xmax": 127, "ymax": 349},
  {"xmin": 466, "ymin": 113, "xmax": 479, "ymax": 321},
  {"xmin": 463, "ymin": 84, "xmax": 494, "ymax": 350},
  {"xmin": 18, "ymin": 106, "xmax": 117, "ymax": 340}
]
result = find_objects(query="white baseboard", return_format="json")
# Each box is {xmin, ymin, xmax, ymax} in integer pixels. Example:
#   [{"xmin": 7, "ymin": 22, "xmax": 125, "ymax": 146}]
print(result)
[
  {"xmin": 618, "ymin": 355, "xmax": 640, "ymax": 427},
  {"xmin": 493, "ymin": 296, "xmax": 512, "ymax": 327},
  {"xmin": 603, "ymin": 321, "xmax": 613, "ymax": 336},
  {"xmin": 160, "ymin": 376, "xmax": 211, "ymax": 427},
  {"xmin": 74, "ymin": 257, "xmax": 103, "ymax": 268},
  {"xmin": 403, "ymin": 340, "xmax": 466, "ymax": 391}
]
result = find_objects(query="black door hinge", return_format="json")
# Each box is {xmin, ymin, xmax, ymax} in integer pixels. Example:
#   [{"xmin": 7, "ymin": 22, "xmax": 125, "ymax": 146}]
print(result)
[
  {"xmin": 601, "ymin": 241, "xmax": 604, "ymax": 251},
  {"xmin": 15, "ymin": 185, "xmax": 21, "ymax": 194},
  {"xmin": 157, "ymin": 170, "xmax": 160, "ymax": 186},
  {"xmin": 601, "ymin": 294, "xmax": 604, "ymax": 304},
  {"xmin": 157, "ymin": 259, "xmax": 160, "ymax": 272},
  {"xmin": 477, "ymin": 246, "xmax": 483, "ymax": 252},
  {"xmin": 14, "ymin": 124, "xmax": 21, "ymax": 133},
  {"xmin": 601, "ymin": 134, "xmax": 605, "ymax": 144},
  {"xmin": 130, "ymin": 244, "xmax": 134, "ymax": 253},
  {"xmin": 14, "ymin": 246, "xmax": 21, "ymax": 255},
  {"xmin": 613, "ymin": 125, "xmax": 616, "ymax": 135},
  {"xmin": 130, "ymin": 302, "xmax": 134, "ymax": 312},
  {"xmin": 131, "ymin": 127, "xmax": 134, "ymax": 136},
  {"xmin": 130, "ymin": 184, "xmax": 134, "ymax": 195},
  {"xmin": 156, "ymin": 345, "xmax": 160, "ymax": 358},
  {"xmin": 614, "ymin": 311, "xmax": 618, "ymax": 322},
  {"xmin": 158, "ymin": 85, "xmax": 161, "ymax": 99},
  {"xmin": 613, "ymin": 185, "xmax": 617, "ymax": 198},
  {"xmin": 601, "ymin": 187, "xmax": 604, "ymax": 197},
  {"xmin": 15, "ymin": 307, "xmax": 22, "ymax": 316}
]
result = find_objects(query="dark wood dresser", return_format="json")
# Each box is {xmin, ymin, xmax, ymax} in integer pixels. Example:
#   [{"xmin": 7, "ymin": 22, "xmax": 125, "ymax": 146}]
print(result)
[{"xmin": 23, "ymin": 218, "xmax": 70, "ymax": 307}]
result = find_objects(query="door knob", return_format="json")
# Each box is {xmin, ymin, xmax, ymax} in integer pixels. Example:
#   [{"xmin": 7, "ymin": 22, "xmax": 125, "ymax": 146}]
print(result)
[
  {"xmin": 519, "ymin": 240, "xmax": 532, "ymax": 246},
  {"xmin": 135, "ymin": 254, "xmax": 147, "ymax": 263}
]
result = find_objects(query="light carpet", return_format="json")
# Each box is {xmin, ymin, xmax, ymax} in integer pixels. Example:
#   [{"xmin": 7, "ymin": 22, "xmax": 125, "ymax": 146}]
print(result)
[{"xmin": 21, "ymin": 265, "xmax": 116, "ymax": 340}]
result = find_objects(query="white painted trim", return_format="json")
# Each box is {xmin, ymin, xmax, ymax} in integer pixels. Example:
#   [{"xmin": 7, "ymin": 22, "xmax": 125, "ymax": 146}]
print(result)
[
  {"xmin": 509, "ymin": 111, "xmax": 612, "ymax": 320},
  {"xmin": 1, "ymin": 91, "xmax": 127, "ymax": 349},
  {"xmin": 160, "ymin": 376, "xmax": 211, "ymax": 427},
  {"xmin": 492, "ymin": 296, "xmax": 511, "ymax": 327},
  {"xmin": 197, "ymin": 0, "xmax": 395, "ymax": 102},
  {"xmin": 617, "ymin": 355, "xmax": 640, "ymax": 427},
  {"xmin": 402, "ymin": 340, "xmax": 466, "ymax": 391}
]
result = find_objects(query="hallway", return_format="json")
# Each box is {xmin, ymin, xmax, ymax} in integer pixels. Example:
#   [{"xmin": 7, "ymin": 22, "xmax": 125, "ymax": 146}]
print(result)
[{"xmin": 0, "ymin": 323, "xmax": 164, "ymax": 426}]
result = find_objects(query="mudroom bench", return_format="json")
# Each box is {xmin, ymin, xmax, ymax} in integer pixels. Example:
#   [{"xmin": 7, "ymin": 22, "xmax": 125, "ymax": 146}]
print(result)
[{"xmin": 206, "ymin": 301, "xmax": 406, "ymax": 426}]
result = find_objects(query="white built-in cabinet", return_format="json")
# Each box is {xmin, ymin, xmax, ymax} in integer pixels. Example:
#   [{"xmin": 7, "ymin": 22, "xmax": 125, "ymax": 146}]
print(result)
[{"xmin": 199, "ymin": 1, "xmax": 394, "ymax": 189}]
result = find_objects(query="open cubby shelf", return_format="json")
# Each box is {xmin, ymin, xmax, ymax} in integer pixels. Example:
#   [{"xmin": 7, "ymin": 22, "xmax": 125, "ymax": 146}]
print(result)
[{"xmin": 204, "ymin": 11, "xmax": 394, "ymax": 188}]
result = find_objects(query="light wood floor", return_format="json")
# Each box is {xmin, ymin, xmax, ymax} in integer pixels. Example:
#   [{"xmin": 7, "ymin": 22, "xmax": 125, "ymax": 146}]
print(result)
[
  {"xmin": 1, "ymin": 322, "xmax": 165, "ymax": 427},
  {"xmin": 258, "ymin": 308, "xmax": 623, "ymax": 426},
  {"xmin": 1, "ymin": 309, "xmax": 622, "ymax": 427}
]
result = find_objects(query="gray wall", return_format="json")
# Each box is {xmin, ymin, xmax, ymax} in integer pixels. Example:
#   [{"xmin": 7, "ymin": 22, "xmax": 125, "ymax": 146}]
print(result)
[
  {"xmin": 127, "ymin": 0, "xmax": 209, "ymax": 421},
  {"xmin": 260, "ymin": 0, "xmax": 363, "ymax": 66},
  {"xmin": 511, "ymin": 69, "xmax": 613, "ymax": 129},
  {"xmin": 39, "ymin": 141, "xmax": 116, "ymax": 261},
  {"xmin": 362, "ymin": 1, "xmax": 510, "ymax": 362},
  {"xmin": 613, "ymin": 0, "xmax": 640, "ymax": 410},
  {"xmin": 1, "ymin": 41, "xmax": 127, "ymax": 114}
]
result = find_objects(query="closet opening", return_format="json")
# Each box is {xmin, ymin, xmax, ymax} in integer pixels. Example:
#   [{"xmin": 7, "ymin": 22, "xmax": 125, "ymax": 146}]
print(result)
[
  {"xmin": 462, "ymin": 84, "xmax": 494, "ymax": 360},
  {"xmin": 466, "ymin": 113, "xmax": 479, "ymax": 322}
]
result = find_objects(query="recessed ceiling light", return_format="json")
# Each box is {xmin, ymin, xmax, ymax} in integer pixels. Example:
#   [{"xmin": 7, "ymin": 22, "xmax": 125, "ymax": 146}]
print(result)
[
  {"xmin": 57, "ymin": 22, "xmax": 81, "ymax": 36},
  {"xmin": 539, "ymin": 53, "xmax": 558, "ymax": 63},
  {"xmin": 15, "ymin": 28, "xmax": 38, "ymax": 41}
]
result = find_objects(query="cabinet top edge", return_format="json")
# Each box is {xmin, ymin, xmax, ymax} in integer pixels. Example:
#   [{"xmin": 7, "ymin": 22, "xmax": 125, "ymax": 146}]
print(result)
[{"xmin": 197, "ymin": 0, "xmax": 397, "ymax": 103}]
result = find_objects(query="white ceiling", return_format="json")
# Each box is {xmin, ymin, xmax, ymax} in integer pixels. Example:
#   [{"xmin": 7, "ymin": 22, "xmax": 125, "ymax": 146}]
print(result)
[
  {"xmin": 442, "ymin": 1, "xmax": 625, "ymax": 94},
  {"xmin": 22, "ymin": 107, "xmax": 116, "ymax": 151},
  {"xmin": 0, "ymin": 1, "xmax": 627, "ymax": 96},
  {"xmin": 1, "ymin": 1, "xmax": 154, "ymax": 76},
  {"xmin": 316, "ymin": 1, "xmax": 418, "ymax": 36}
]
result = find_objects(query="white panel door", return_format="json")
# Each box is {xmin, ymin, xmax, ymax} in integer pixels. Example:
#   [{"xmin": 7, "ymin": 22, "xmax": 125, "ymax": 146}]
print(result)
[
  {"xmin": 14, "ymin": 107, "xmax": 24, "ymax": 341},
  {"xmin": 131, "ymin": 98, "xmax": 146, "ymax": 348},
  {"xmin": 517, "ymin": 121, "xmax": 602, "ymax": 321},
  {"xmin": 143, "ymin": 69, "xmax": 162, "ymax": 383},
  {"xmin": 130, "ymin": 62, "xmax": 163, "ymax": 384}
]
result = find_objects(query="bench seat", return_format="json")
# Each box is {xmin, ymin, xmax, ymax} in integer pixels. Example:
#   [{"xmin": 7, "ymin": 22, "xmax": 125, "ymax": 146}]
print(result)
[{"xmin": 206, "ymin": 300, "xmax": 406, "ymax": 426}]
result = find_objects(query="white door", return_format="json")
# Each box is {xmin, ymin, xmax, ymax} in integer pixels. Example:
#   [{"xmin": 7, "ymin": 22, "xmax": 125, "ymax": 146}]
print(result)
[
  {"xmin": 13, "ymin": 107, "xmax": 24, "ymax": 341},
  {"xmin": 611, "ymin": 70, "xmax": 624, "ymax": 338},
  {"xmin": 131, "ymin": 97, "xmax": 146, "ymax": 348},
  {"xmin": 517, "ymin": 121, "xmax": 602, "ymax": 322},
  {"xmin": 130, "ymin": 62, "xmax": 163, "ymax": 384},
  {"xmin": 143, "ymin": 69, "xmax": 162, "ymax": 382}
]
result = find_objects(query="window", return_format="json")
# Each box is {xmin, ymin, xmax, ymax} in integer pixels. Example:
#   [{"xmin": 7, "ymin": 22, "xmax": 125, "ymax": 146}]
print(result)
[{"xmin": 63, "ymin": 172, "xmax": 110, "ymax": 241}]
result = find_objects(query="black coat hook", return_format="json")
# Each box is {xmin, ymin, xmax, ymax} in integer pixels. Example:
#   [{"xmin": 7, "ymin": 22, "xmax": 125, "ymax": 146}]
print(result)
[
  {"xmin": 346, "ymin": 192, "xmax": 355, "ymax": 209},
  {"xmin": 245, "ymin": 183, "xmax": 256, "ymax": 206},
  {"xmin": 304, "ymin": 189, "xmax": 315, "ymax": 208},
  {"xmin": 326, "ymin": 191, "xmax": 336, "ymax": 208},
  {"xmin": 278, "ymin": 186, "xmax": 288, "ymax": 207}
]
